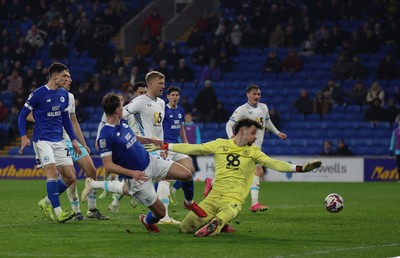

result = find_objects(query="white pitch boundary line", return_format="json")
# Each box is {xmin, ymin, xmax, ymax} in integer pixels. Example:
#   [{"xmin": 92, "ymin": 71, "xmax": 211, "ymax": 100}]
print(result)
[{"xmin": 271, "ymin": 243, "xmax": 400, "ymax": 258}]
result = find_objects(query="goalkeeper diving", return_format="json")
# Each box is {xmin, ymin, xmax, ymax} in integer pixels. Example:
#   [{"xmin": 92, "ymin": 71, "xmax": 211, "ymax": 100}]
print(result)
[{"xmin": 145, "ymin": 118, "xmax": 322, "ymax": 237}]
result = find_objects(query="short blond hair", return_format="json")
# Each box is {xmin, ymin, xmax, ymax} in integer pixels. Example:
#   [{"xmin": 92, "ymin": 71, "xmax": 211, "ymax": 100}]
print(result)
[{"xmin": 145, "ymin": 71, "xmax": 165, "ymax": 84}]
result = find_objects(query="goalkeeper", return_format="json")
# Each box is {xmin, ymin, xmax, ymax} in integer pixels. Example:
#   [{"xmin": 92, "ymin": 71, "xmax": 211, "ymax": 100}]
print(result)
[{"xmin": 159, "ymin": 118, "xmax": 322, "ymax": 237}]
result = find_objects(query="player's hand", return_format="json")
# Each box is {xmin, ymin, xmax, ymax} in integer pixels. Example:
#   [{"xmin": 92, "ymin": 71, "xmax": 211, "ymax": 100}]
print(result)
[
  {"xmin": 277, "ymin": 132, "xmax": 287, "ymax": 140},
  {"xmin": 302, "ymin": 160, "xmax": 322, "ymax": 172},
  {"xmin": 72, "ymin": 139, "xmax": 82, "ymax": 157},
  {"xmin": 143, "ymin": 143, "xmax": 160, "ymax": 152},
  {"xmin": 84, "ymin": 145, "xmax": 91, "ymax": 154},
  {"xmin": 19, "ymin": 135, "xmax": 30, "ymax": 154},
  {"xmin": 131, "ymin": 170, "xmax": 149, "ymax": 183}
]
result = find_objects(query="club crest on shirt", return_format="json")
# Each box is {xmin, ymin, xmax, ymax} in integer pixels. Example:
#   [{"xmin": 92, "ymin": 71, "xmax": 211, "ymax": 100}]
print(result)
[
  {"xmin": 60, "ymin": 96, "xmax": 65, "ymax": 102},
  {"xmin": 99, "ymin": 139, "xmax": 106, "ymax": 149},
  {"xmin": 43, "ymin": 156, "xmax": 49, "ymax": 162},
  {"xmin": 242, "ymin": 149, "xmax": 250, "ymax": 156},
  {"xmin": 122, "ymin": 123, "xmax": 129, "ymax": 128},
  {"xmin": 178, "ymin": 113, "xmax": 182, "ymax": 119}
]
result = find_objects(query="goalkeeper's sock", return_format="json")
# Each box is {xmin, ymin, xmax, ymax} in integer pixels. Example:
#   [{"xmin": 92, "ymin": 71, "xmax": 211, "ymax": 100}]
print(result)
[
  {"xmin": 157, "ymin": 181, "xmax": 170, "ymax": 218},
  {"xmin": 66, "ymin": 183, "xmax": 81, "ymax": 213},
  {"xmin": 250, "ymin": 175, "xmax": 261, "ymax": 206}
]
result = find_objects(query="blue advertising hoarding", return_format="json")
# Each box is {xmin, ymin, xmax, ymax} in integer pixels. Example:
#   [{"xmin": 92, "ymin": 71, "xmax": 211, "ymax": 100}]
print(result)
[
  {"xmin": 364, "ymin": 157, "xmax": 398, "ymax": 182},
  {"xmin": 0, "ymin": 156, "xmax": 106, "ymax": 179}
]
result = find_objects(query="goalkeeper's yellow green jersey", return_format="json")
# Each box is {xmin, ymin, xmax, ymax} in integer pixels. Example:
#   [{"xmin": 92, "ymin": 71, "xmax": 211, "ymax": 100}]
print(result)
[{"xmin": 169, "ymin": 139, "xmax": 296, "ymax": 204}]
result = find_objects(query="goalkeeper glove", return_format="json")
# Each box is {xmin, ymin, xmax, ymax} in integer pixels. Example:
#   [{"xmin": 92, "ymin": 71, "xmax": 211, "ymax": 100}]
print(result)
[
  {"xmin": 143, "ymin": 143, "xmax": 160, "ymax": 152},
  {"xmin": 296, "ymin": 160, "xmax": 322, "ymax": 172}
]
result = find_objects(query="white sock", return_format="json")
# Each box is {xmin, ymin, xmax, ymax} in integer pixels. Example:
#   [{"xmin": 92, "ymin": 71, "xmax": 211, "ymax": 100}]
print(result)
[
  {"xmin": 87, "ymin": 189, "xmax": 97, "ymax": 210},
  {"xmin": 250, "ymin": 175, "xmax": 260, "ymax": 206},
  {"xmin": 54, "ymin": 207, "xmax": 62, "ymax": 217},
  {"xmin": 91, "ymin": 181, "xmax": 124, "ymax": 194},
  {"xmin": 66, "ymin": 183, "xmax": 81, "ymax": 213},
  {"xmin": 157, "ymin": 181, "xmax": 170, "ymax": 218},
  {"xmin": 111, "ymin": 193, "xmax": 123, "ymax": 206}
]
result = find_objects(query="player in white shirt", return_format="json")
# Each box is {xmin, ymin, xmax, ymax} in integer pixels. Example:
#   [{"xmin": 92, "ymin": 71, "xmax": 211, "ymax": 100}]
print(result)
[{"xmin": 224, "ymin": 84, "xmax": 287, "ymax": 212}]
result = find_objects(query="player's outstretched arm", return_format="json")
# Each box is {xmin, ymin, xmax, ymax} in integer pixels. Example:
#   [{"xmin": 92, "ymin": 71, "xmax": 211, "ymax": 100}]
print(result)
[{"xmin": 297, "ymin": 160, "xmax": 322, "ymax": 172}]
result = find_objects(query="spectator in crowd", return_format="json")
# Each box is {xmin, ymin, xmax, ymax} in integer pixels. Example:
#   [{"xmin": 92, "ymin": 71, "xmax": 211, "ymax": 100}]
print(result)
[
  {"xmin": 172, "ymin": 59, "xmax": 194, "ymax": 83},
  {"xmin": 347, "ymin": 80, "xmax": 367, "ymax": 105},
  {"xmin": 135, "ymin": 35, "xmax": 152, "ymax": 57},
  {"xmin": 264, "ymin": 50, "xmax": 282, "ymax": 73},
  {"xmin": 321, "ymin": 79, "xmax": 343, "ymax": 106},
  {"xmin": 212, "ymin": 101, "xmax": 229, "ymax": 123},
  {"xmin": 283, "ymin": 49, "xmax": 302, "ymax": 73},
  {"xmin": 167, "ymin": 46, "xmax": 183, "ymax": 69},
  {"xmin": 192, "ymin": 80, "xmax": 218, "ymax": 123},
  {"xmin": 156, "ymin": 59, "xmax": 172, "ymax": 80},
  {"xmin": 74, "ymin": 99, "xmax": 88, "ymax": 123},
  {"xmin": 216, "ymin": 50, "xmax": 233, "ymax": 73},
  {"xmin": 385, "ymin": 98, "xmax": 400, "ymax": 125},
  {"xmin": 181, "ymin": 96, "xmax": 192, "ymax": 113},
  {"xmin": 230, "ymin": 24, "xmax": 243, "ymax": 47},
  {"xmin": 360, "ymin": 29, "xmax": 380, "ymax": 54},
  {"xmin": 191, "ymin": 44, "xmax": 209, "ymax": 66},
  {"xmin": 6, "ymin": 69, "xmax": 23, "ymax": 93},
  {"xmin": 0, "ymin": 100, "xmax": 8, "ymax": 122},
  {"xmin": 316, "ymin": 31, "xmax": 335, "ymax": 55},
  {"xmin": 140, "ymin": 8, "xmax": 163, "ymax": 47},
  {"xmin": 299, "ymin": 33, "xmax": 317, "ymax": 56},
  {"xmin": 348, "ymin": 55, "xmax": 368, "ymax": 80},
  {"xmin": 366, "ymin": 81, "xmax": 385, "ymax": 106},
  {"xmin": 320, "ymin": 140, "xmax": 334, "ymax": 155},
  {"xmin": 376, "ymin": 53, "xmax": 399, "ymax": 80},
  {"xmin": 269, "ymin": 24, "xmax": 285, "ymax": 48},
  {"xmin": 334, "ymin": 139, "xmax": 353, "ymax": 156},
  {"xmin": 186, "ymin": 26, "xmax": 205, "ymax": 48},
  {"xmin": 269, "ymin": 107, "xmax": 281, "ymax": 130},
  {"xmin": 331, "ymin": 54, "xmax": 350, "ymax": 80},
  {"xmin": 293, "ymin": 89, "xmax": 313, "ymax": 115},
  {"xmin": 49, "ymin": 37, "xmax": 69, "ymax": 60},
  {"xmin": 284, "ymin": 24, "xmax": 299, "ymax": 48},
  {"xmin": 129, "ymin": 66, "xmax": 140, "ymax": 86},
  {"xmin": 130, "ymin": 54, "xmax": 149, "ymax": 75},
  {"xmin": 87, "ymin": 81, "xmax": 104, "ymax": 107},
  {"xmin": 112, "ymin": 52, "xmax": 126, "ymax": 71},
  {"xmin": 152, "ymin": 41, "xmax": 169, "ymax": 66},
  {"xmin": 364, "ymin": 98, "xmax": 385, "ymax": 122},
  {"xmin": 5, "ymin": 105, "xmax": 19, "ymax": 139},
  {"xmin": 182, "ymin": 112, "xmax": 201, "ymax": 172},
  {"xmin": 25, "ymin": 24, "xmax": 47, "ymax": 48},
  {"xmin": 313, "ymin": 92, "xmax": 330, "ymax": 115},
  {"xmin": 110, "ymin": 66, "xmax": 129, "ymax": 90},
  {"xmin": 200, "ymin": 58, "xmax": 222, "ymax": 81}
]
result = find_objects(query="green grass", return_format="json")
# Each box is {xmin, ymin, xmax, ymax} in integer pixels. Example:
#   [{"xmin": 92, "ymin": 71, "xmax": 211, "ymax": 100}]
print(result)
[{"xmin": 0, "ymin": 180, "xmax": 399, "ymax": 258}]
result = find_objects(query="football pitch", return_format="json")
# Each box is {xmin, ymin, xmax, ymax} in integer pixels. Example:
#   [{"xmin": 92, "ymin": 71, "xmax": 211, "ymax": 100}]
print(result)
[{"xmin": 0, "ymin": 180, "xmax": 399, "ymax": 258}]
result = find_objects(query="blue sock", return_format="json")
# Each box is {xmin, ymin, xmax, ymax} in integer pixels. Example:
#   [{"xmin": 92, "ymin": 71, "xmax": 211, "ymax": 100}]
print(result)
[
  {"xmin": 145, "ymin": 211, "xmax": 160, "ymax": 225},
  {"xmin": 173, "ymin": 180, "xmax": 181, "ymax": 190},
  {"xmin": 181, "ymin": 180, "xmax": 194, "ymax": 201},
  {"xmin": 47, "ymin": 179, "xmax": 60, "ymax": 208},
  {"xmin": 57, "ymin": 178, "xmax": 70, "ymax": 195},
  {"xmin": 154, "ymin": 181, "xmax": 158, "ymax": 191}
]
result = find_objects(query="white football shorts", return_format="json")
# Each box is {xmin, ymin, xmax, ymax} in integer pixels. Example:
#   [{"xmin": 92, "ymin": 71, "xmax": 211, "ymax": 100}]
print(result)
[{"xmin": 33, "ymin": 140, "xmax": 73, "ymax": 168}]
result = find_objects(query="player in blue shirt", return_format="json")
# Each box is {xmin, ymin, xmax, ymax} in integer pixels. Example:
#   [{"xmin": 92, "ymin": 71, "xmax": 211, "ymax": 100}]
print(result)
[
  {"xmin": 82, "ymin": 93, "xmax": 205, "ymax": 232},
  {"xmin": 162, "ymin": 86, "xmax": 205, "ymax": 218},
  {"xmin": 18, "ymin": 62, "xmax": 81, "ymax": 223}
]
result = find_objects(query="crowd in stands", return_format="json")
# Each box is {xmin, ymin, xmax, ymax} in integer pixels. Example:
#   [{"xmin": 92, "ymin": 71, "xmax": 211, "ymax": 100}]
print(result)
[{"xmin": 0, "ymin": 0, "xmax": 400, "ymax": 155}]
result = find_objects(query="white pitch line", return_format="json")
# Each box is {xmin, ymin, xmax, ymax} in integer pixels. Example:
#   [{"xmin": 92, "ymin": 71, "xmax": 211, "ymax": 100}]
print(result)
[{"xmin": 271, "ymin": 243, "xmax": 400, "ymax": 258}]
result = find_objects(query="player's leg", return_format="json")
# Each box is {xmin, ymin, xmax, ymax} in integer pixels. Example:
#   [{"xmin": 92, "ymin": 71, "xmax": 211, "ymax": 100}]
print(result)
[
  {"xmin": 250, "ymin": 165, "xmax": 268, "ymax": 212},
  {"xmin": 98, "ymin": 170, "xmax": 112, "ymax": 199},
  {"xmin": 179, "ymin": 196, "xmax": 217, "ymax": 234},
  {"xmin": 174, "ymin": 155, "xmax": 207, "ymax": 217},
  {"xmin": 76, "ymin": 155, "xmax": 109, "ymax": 220},
  {"xmin": 36, "ymin": 141, "xmax": 75, "ymax": 223},
  {"xmin": 195, "ymin": 197, "xmax": 241, "ymax": 237}
]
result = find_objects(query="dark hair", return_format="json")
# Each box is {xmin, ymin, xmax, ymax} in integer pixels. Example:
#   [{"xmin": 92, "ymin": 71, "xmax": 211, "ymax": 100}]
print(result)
[
  {"xmin": 133, "ymin": 81, "xmax": 147, "ymax": 92},
  {"xmin": 102, "ymin": 93, "xmax": 122, "ymax": 116},
  {"xmin": 48, "ymin": 62, "xmax": 69, "ymax": 76},
  {"xmin": 167, "ymin": 86, "xmax": 180, "ymax": 95},
  {"xmin": 233, "ymin": 118, "xmax": 263, "ymax": 135},
  {"xmin": 246, "ymin": 84, "xmax": 260, "ymax": 93}
]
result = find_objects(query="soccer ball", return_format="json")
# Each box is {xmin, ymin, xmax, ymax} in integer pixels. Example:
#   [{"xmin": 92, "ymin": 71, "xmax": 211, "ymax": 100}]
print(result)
[{"xmin": 324, "ymin": 193, "xmax": 344, "ymax": 213}]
